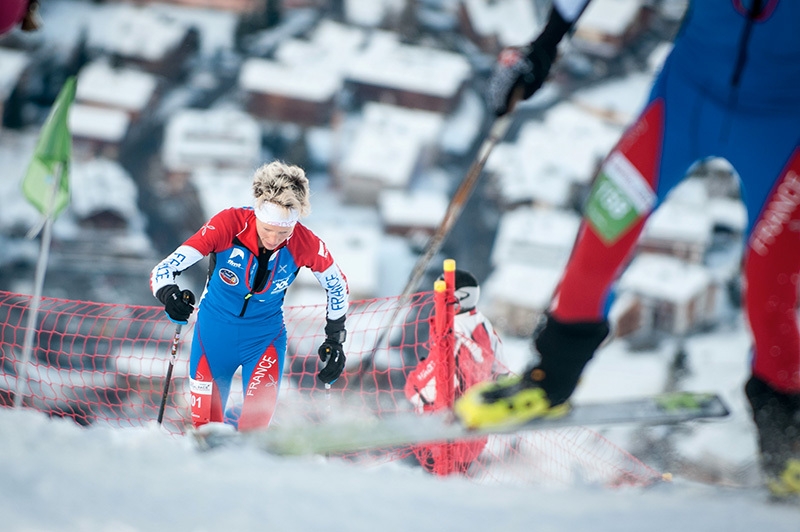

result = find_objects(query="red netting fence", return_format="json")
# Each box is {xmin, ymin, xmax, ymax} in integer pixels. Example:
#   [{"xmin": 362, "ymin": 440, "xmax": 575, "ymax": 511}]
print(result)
[{"xmin": 0, "ymin": 287, "xmax": 661, "ymax": 488}]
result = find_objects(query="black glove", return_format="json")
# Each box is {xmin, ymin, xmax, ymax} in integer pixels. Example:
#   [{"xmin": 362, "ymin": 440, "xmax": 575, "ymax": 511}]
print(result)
[
  {"xmin": 157, "ymin": 285, "xmax": 196, "ymax": 324},
  {"xmin": 487, "ymin": 7, "xmax": 571, "ymax": 116},
  {"xmin": 317, "ymin": 316, "xmax": 346, "ymax": 385}
]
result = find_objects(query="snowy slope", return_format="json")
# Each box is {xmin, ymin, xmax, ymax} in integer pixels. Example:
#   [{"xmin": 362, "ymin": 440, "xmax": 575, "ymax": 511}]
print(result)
[{"xmin": 1, "ymin": 405, "xmax": 797, "ymax": 532}]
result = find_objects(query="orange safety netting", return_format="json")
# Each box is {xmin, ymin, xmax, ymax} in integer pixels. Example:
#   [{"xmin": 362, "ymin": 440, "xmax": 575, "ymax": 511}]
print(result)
[{"xmin": 0, "ymin": 288, "xmax": 661, "ymax": 487}]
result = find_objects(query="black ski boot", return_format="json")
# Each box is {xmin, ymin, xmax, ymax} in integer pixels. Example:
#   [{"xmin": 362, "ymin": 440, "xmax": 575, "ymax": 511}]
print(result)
[
  {"xmin": 455, "ymin": 313, "xmax": 609, "ymax": 429},
  {"xmin": 744, "ymin": 375, "xmax": 800, "ymax": 497}
]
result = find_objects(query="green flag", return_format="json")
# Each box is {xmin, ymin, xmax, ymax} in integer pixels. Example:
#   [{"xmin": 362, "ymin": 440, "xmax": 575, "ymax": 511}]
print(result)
[{"xmin": 21, "ymin": 76, "xmax": 76, "ymax": 218}]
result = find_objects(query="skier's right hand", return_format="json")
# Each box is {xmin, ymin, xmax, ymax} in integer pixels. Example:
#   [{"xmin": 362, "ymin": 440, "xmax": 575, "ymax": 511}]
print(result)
[
  {"xmin": 157, "ymin": 285, "xmax": 195, "ymax": 324},
  {"xmin": 486, "ymin": 41, "xmax": 557, "ymax": 116}
]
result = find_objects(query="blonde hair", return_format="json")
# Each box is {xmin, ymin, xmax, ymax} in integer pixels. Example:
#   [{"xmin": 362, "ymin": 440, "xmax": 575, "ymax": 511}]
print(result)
[{"xmin": 252, "ymin": 161, "xmax": 311, "ymax": 217}]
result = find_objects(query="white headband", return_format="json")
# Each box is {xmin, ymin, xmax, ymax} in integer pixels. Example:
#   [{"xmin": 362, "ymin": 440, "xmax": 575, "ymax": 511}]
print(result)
[{"xmin": 254, "ymin": 202, "xmax": 299, "ymax": 227}]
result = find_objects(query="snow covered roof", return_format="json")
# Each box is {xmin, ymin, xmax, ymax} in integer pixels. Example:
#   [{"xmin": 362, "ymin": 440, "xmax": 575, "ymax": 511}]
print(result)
[
  {"xmin": 570, "ymin": 71, "xmax": 654, "ymax": 126},
  {"xmin": 275, "ymin": 19, "xmax": 365, "ymax": 70},
  {"xmin": 70, "ymin": 158, "xmax": 139, "ymax": 222},
  {"xmin": 0, "ymin": 47, "xmax": 29, "ymax": 100},
  {"xmin": 486, "ymin": 101, "xmax": 621, "ymax": 206},
  {"xmin": 707, "ymin": 197, "xmax": 747, "ymax": 233},
  {"xmin": 643, "ymin": 202, "xmax": 713, "ymax": 246},
  {"xmin": 345, "ymin": 31, "xmax": 471, "ymax": 98},
  {"xmin": 190, "ymin": 169, "xmax": 253, "ymax": 221},
  {"xmin": 576, "ymin": 0, "xmax": 644, "ymax": 37},
  {"xmin": 68, "ymin": 104, "xmax": 130, "ymax": 142},
  {"xmin": 461, "ymin": 0, "xmax": 543, "ymax": 47},
  {"xmin": 617, "ymin": 253, "xmax": 711, "ymax": 303},
  {"xmin": 86, "ymin": 4, "xmax": 190, "ymax": 61},
  {"xmin": 491, "ymin": 206, "xmax": 581, "ymax": 267},
  {"xmin": 239, "ymin": 58, "xmax": 341, "ymax": 102},
  {"xmin": 145, "ymin": 3, "xmax": 237, "ymax": 56},
  {"xmin": 295, "ymin": 214, "xmax": 383, "ymax": 299},
  {"xmin": 339, "ymin": 103, "xmax": 445, "ymax": 188},
  {"xmin": 484, "ymin": 261, "xmax": 562, "ymax": 309},
  {"xmin": 343, "ymin": 0, "xmax": 404, "ymax": 27},
  {"xmin": 378, "ymin": 189, "xmax": 447, "ymax": 229},
  {"xmin": 162, "ymin": 108, "xmax": 261, "ymax": 173},
  {"xmin": 242, "ymin": 20, "xmax": 366, "ymax": 103},
  {"xmin": 76, "ymin": 60, "xmax": 158, "ymax": 113},
  {"xmin": 643, "ymin": 179, "xmax": 713, "ymax": 245}
]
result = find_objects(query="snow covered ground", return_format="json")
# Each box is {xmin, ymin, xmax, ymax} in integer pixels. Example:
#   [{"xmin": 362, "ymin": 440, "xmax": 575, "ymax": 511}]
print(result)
[{"xmin": 2, "ymin": 316, "xmax": 799, "ymax": 532}]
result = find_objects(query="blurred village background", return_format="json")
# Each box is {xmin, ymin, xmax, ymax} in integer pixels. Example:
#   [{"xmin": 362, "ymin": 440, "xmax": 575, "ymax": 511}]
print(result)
[{"xmin": 0, "ymin": 0, "xmax": 748, "ymax": 351}]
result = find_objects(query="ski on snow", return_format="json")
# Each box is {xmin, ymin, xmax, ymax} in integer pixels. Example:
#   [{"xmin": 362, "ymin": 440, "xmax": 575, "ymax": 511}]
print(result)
[{"xmin": 192, "ymin": 391, "xmax": 730, "ymax": 456}]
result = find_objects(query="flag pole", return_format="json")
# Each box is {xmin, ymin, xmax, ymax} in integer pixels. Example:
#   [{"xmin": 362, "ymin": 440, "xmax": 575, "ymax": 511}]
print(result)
[
  {"xmin": 15, "ymin": 163, "xmax": 62, "ymax": 409},
  {"xmin": 15, "ymin": 76, "xmax": 75, "ymax": 410}
]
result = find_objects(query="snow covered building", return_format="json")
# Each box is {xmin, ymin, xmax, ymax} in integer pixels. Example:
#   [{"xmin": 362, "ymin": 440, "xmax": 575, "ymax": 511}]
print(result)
[
  {"xmin": 484, "ymin": 207, "xmax": 579, "ymax": 336},
  {"xmin": 190, "ymin": 168, "xmax": 253, "ymax": 221},
  {"xmin": 483, "ymin": 262, "xmax": 562, "ymax": 337},
  {"xmin": 44, "ymin": 158, "xmax": 157, "ymax": 275},
  {"xmin": 240, "ymin": 57, "xmax": 340, "ymax": 127},
  {"xmin": 486, "ymin": 103, "xmax": 620, "ymax": 210},
  {"xmin": 70, "ymin": 158, "xmax": 145, "ymax": 232},
  {"xmin": 638, "ymin": 179, "xmax": 714, "ymax": 264},
  {"xmin": 68, "ymin": 104, "xmax": 131, "ymax": 160},
  {"xmin": 337, "ymin": 102, "xmax": 445, "ymax": 205},
  {"xmin": 344, "ymin": 31, "xmax": 472, "ymax": 114},
  {"xmin": 616, "ymin": 253, "xmax": 718, "ymax": 337},
  {"xmin": 75, "ymin": 60, "xmax": 159, "ymax": 123},
  {"xmin": 69, "ymin": 59, "xmax": 160, "ymax": 160},
  {"xmin": 85, "ymin": 4, "xmax": 199, "ymax": 79},
  {"xmin": 456, "ymin": 0, "xmax": 544, "ymax": 54},
  {"xmin": 161, "ymin": 108, "xmax": 261, "ymax": 189},
  {"xmin": 490, "ymin": 206, "xmax": 581, "ymax": 269},
  {"xmin": 240, "ymin": 20, "xmax": 365, "ymax": 127},
  {"xmin": 571, "ymin": 0, "xmax": 649, "ymax": 60},
  {"xmin": 377, "ymin": 188, "xmax": 447, "ymax": 242}
]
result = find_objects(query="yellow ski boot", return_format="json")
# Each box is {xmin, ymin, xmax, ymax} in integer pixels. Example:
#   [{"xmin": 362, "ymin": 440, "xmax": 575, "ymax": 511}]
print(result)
[
  {"xmin": 454, "ymin": 374, "xmax": 570, "ymax": 430},
  {"xmin": 767, "ymin": 458, "xmax": 800, "ymax": 500}
]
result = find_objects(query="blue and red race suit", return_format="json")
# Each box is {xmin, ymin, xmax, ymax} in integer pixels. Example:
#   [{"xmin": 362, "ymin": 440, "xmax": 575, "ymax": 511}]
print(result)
[
  {"xmin": 151, "ymin": 207, "xmax": 349, "ymax": 430},
  {"xmin": 551, "ymin": 0, "xmax": 800, "ymax": 392}
]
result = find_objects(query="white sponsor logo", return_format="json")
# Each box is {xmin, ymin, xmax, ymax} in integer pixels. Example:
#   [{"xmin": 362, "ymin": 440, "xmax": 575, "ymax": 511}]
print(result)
[
  {"xmin": 751, "ymin": 170, "xmax": 800, "ymax": 256},
  {"xmin": 190, "ymin": 378, "xmax": 213, "ymax": 395},
  {"xmin": 602, "ymin": 151, "xmax": 655, "ymax": 214},
  {"xmin": 247, "ymin": 356, "xmax": 278, "ymax": 396},
  {"xmin": 271, "ymin": 276, "xmax": 291, "ymax": 293}
]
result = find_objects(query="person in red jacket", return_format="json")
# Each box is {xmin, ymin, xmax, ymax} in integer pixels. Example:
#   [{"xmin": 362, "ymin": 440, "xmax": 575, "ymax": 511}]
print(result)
[
  {"xmin": 405, "ymin": 270, "xmax": 503, "ymax": 473},
  {"xmin": 150, "ymin": 161, "xmax": 349, "ymax": 432}
]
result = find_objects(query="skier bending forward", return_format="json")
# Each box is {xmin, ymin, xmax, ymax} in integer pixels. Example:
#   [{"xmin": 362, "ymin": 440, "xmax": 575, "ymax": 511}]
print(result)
[
  {"xmin": 455, "ymin": 0, "xmax": 800, "ymax": 497},
  {"xmin": 151, "ymin": 161, "xmax": 349, "ymax": 432}
]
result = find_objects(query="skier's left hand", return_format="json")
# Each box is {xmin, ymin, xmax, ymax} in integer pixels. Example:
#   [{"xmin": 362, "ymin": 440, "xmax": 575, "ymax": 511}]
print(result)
[
  {"xmin": 317, "ymin": 339, "xmax": 345, "ymax": 384},
  {"xmin": 317, "ymin": 316, "xmax": 346, "ymax": 384},
  {"xmin": 487, "ymin": 44, "xmax": 554, "ymax": 116}
]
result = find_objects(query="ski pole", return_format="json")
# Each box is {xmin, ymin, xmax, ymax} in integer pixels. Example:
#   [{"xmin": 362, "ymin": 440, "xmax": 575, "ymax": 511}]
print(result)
[
  {"xmin": 157, "ymin": 291, "xmax": 193, "ymax": 426},
  {"xmin": 157, "ymin": 321, "xmax": 183, "ymax": 426},
  {"xmin": 356, "ymin": 106, "xmax": 517, "ymax": 377}
]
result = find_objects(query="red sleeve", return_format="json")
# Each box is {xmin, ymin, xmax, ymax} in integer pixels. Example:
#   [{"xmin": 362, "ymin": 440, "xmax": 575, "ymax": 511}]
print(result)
[
  {"xmin": 183, "ymin": 208, "xmax": 251, "ymax": 256},
  {"xmin": 286, "ymin": 224, "xmax": 336, "ymax": 272}
]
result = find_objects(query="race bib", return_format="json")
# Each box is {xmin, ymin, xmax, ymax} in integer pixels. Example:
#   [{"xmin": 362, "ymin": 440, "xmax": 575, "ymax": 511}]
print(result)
[
  {"xmin": 190, "ymin": 378, "xmax": 213, "ymax": 425},
  {"xmin": 585, "ymin": 152, "xmax": 655, "ymax": 244}
]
